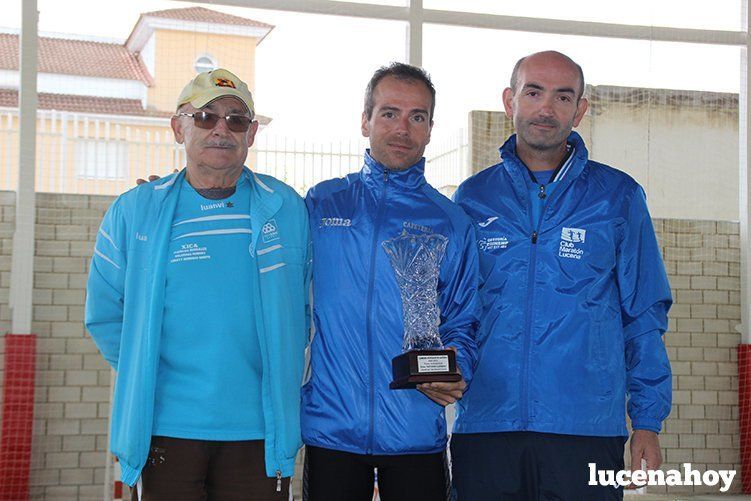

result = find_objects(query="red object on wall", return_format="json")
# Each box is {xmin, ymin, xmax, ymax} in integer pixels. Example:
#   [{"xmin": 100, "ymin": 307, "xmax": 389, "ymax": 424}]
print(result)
[
  {"xmin": 739, "ymin": 344, "xmax": 751, "ymax": 493},
  {"xmin": 0, "ymin": 334, "xmax": 37, "ymax": 501},
  {"xmin": 114, "ymin": 480, "xmax": 123, "ymax": 499}
]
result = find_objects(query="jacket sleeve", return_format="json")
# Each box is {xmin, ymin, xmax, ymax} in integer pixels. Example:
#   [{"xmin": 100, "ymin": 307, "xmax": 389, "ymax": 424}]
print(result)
[
  {"xmin": 618, "ymin": 186, "xmax": 672, "ymax": 432},
  {"xmin": 85, "ymin": 198, "xmax": 127, "ymax": 370},
  {"xmin": 439, "ymin": 220, "xmax": 480, "ymax": 386}
]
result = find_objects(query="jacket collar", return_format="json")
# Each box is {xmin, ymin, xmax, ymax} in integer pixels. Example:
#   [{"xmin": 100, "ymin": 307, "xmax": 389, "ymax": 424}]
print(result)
[
  {"xmin": 360, "ymin": 149, "xmax": 427, "ymax": 191},
  {"xmin": 499, "ymin": 130, "xmax": 589, "ymax": 183},
  {"xmin": 151, "ymin": 166, "xmax": 282, "ymax": 254},
  {"xmin": 495, "ymin": 131, "xmax": 590, "ymax": 224}
]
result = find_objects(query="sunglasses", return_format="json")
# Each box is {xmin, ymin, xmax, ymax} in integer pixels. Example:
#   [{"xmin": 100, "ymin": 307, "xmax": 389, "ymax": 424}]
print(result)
[{"xmin": 176, "ymin": 111, "xmax": 253, "ymax": 133}]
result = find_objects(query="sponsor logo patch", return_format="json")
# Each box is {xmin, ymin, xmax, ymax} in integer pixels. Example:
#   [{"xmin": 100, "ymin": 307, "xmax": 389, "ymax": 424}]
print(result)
[
  {"xmin": 561, "ymin": 227, "xmax": 586, "ymax": 243},
  {"xmin": 319, "ymin": 217, "xmax": 352, "ymax": 228},
  {"xmin": 559, "ymin": 227, "xmax": 586, "ymax": 260},
  {"xmin": 403, "ymin": 221, "xmax": 432, "ymax": 233},
  {"xmin": 478, "ymin": 236, "xmax": 509, "ymax": 251},
  {"xmin": 200, "ymin": 201, "xmax": 228, "ymax": 211},
  {"xmin": 170, "ymin": 242, "xmax": 210, "ymax": 264},
  {"xmin": 262, "ymin": 219, "xmax": 280, "ymax": 243},
  {"xmin": 478, "ymin": 216, "xmax": 499, "ymax": 228}
]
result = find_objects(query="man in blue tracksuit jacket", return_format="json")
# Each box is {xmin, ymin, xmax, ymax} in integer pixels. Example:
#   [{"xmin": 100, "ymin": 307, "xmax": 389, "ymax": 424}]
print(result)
[
  {"xmin": 85, "ymin": 69, "xmax": 310, "ymax": 499},
  {"xmin": 451, "ymin": 51, "xmax": 672, "ymax": 500},
  {"xmin": 301, "ymin": 63, "xmax": 479, "ymax": 501}
]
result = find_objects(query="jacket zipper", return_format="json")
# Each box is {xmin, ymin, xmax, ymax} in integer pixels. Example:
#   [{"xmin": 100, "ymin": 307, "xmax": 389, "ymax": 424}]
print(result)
[
  {"xmin": 365, "ymin": 170, "xmax": 389, "ymax": 454},
  {"xmin": 520, "ymin": 182, "xmax": 547, "ymax": 428},
  {"xmin": 276, "ymin": 470, "xmax": 282, "ymax": 492}
]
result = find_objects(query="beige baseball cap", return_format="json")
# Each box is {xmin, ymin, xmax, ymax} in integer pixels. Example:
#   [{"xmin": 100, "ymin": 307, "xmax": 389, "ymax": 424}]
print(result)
[{"xmin": 176, "ymin": 68, "xmax": 255, "ymax": 114}]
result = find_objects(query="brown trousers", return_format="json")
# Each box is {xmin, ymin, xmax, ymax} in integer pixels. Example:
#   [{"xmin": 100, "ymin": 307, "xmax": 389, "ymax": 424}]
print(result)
[{"xmin": 131, "ymin": 436, "xmax": 290, "ymax": 501}]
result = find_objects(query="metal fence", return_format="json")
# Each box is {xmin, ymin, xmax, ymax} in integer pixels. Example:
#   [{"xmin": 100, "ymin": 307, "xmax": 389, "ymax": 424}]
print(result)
[{"xmin": 0, "ymin": 110, "xmax": 469, "ymax": 196}]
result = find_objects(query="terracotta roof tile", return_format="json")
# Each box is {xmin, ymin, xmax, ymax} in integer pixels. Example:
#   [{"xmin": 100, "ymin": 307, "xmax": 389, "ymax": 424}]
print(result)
[
  {"xmin": 142, "ymin": 6, "xmax": 274, "ymax": 29},
  {"xmin": 0, "ymin": 89, "xmax": 168, "ymax": 117},
  {"xmin": 0, "ymin": 33, "xmax": 153, "ymax": 85}
]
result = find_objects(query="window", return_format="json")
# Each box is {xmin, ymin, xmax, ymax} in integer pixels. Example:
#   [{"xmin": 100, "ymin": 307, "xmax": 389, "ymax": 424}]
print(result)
[
  {"xmin": 75, "ymin": 139, "xmax": 129, "ymax": 180},
  {"xmin": 194, "ymin": 54, "xmax": 217, "ymax": 73}
]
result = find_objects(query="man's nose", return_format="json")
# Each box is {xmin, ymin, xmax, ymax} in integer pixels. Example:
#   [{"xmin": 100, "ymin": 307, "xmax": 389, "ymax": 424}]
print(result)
[
  {"xmin": 538, "ymin": 98, "xmax": 555, "ymax": 116},
  {"xmin": 211, "ymin": 115, "xmax": 231, "ymax": 133},
  {"xmin": 394, "ymin": 115, "xmax": 410, "ymax": 135}
]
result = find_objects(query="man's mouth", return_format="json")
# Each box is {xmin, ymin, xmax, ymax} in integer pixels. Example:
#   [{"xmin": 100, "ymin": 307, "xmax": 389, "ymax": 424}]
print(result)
[{"xmin": 530, "ymin": 121, "xmax": 558, "ymax": 130}]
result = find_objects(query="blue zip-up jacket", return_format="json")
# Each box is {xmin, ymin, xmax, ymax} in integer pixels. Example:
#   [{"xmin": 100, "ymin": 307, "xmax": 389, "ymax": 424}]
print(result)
[
  {"xmin": 302, "ymin": 151, "xmax": 480, "ymax": 455},
  {"xmin": 85, "ymin": 168, "xmax": 311, "ymax": 485},
  {"xmin": 453, "ymin": 132, "xmax": 672, "ymax": 437}
]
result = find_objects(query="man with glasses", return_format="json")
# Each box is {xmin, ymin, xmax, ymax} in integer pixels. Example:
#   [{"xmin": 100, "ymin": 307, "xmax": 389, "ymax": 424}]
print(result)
[
  {"xmin": 450, "ymin": 51, "xmax": 672, "ymax": 500},
  {"xmin": 86, "ymin": 69, "xmax": 310, "ymax": 500}
]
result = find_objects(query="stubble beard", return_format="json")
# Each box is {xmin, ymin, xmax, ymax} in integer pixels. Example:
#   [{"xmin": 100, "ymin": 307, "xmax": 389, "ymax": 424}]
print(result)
[{"xmin": 517, "ymin": 117, "xmax": 573, "ymax": 153}]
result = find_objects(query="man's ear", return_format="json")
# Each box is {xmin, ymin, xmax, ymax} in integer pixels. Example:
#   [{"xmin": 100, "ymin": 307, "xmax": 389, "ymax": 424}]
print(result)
[
  {"xmin": 246, "ymin": 120, "xmax": 260, "ymax": 148},
  {"xmin": 361, "ymin": 111, "xmax": 370, "ymax": 138},
  {"xmin": 171, "ymin": 115, "xmax": 185, "ymax": 144},
  {"xmin": 573, "ymin": 97, "xmax": 589, "ymax": 128},
  {"xmin": 502, "ymin": 87, "xmax": 514, "ymax": 120}
]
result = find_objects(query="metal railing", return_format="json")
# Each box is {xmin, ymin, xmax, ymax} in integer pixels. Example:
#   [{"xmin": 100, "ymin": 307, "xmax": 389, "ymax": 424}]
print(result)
[{"xmin": 0, "ymin": 110, "xmax": 469, "ymax": 196}]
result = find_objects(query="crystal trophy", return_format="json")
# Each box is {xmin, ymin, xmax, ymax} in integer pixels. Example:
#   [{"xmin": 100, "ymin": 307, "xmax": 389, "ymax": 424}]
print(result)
[{"xmin": 382, "ymin": 230, "xmax": 461, "ymax": 389}]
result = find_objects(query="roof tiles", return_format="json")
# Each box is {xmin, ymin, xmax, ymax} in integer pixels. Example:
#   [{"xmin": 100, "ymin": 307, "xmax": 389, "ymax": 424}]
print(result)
[
  {"xmin": 0, "ymin": 89, "xmax": 168, "ymax": 117},
  {"xmin": 0, "ymin": 33, "xmax": 153, "ymax": 84},
  {"xmin": 142, "ymin": 6, "xmax": 274, "ymax": 29}
]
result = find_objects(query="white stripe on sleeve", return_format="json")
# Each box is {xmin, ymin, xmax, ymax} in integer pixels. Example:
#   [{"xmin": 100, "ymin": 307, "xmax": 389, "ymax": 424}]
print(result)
[
  {"xmin": 260, "ymin": 262, "xmax": 286, "ymax": 273},
  {"xmin": 94, "ymin": 247, "xmax": 121, "ymax": 270}
]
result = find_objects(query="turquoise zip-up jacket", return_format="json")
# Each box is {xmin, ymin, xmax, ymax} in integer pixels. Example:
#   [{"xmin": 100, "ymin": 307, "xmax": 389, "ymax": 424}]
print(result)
[{"xmin": 85, "ymin": 168, "xmax": 311, "ymax": 486}]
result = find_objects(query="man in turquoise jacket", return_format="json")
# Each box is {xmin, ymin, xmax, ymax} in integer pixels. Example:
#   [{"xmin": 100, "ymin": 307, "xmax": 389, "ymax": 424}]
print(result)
[{"xmin": 85, "ymin": 69, "xmax": 311, "ymax": 500}]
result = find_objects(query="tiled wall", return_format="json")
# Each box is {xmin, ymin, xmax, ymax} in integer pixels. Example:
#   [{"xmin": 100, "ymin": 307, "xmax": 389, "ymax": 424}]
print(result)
[{"xmin": 0, "ymin": 191, "xmax": 743, "ymax": 497}]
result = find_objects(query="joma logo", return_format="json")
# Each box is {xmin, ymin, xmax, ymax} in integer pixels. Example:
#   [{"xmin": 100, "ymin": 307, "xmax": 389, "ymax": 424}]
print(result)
[{"xmin": 320, "ymin": 217, "xmax": 351, "ymax": 227}]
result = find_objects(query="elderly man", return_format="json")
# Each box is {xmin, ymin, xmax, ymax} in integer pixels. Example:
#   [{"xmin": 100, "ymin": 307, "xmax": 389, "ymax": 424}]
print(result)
[
  {"xmin": 450, "ymin": 51, "xmax": 672, "ymax": 500},
  {"xmin": 301, "ymin": 62, "xmax": 479, "ymax": 501},
  {"xmin": 85, "ymin": 69, "xmax": 310, "ymax": 500}
]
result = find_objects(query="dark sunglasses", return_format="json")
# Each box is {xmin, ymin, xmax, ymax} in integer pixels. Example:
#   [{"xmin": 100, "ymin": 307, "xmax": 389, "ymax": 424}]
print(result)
[{"xmin": 176, "ymin": 111, "xmax": 253, "ymax": 132}]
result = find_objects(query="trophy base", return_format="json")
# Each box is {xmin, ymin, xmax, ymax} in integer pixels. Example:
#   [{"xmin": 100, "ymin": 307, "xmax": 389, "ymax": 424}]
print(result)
[{"xmin": 389, "ymin": 349, "xmax": 462, "ymax": 389}]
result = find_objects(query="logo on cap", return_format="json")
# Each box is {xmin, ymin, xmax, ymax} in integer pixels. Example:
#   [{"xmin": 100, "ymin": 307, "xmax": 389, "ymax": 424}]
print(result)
[{"xmin": 215, "ymin": 78, "xmax": 237, "ymax": 89}]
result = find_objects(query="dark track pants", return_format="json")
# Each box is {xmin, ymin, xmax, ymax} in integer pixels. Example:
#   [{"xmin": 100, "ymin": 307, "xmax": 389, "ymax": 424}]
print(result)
[
  {"xmin": 450, "ymin": 431, "xmax": 625, "ymax": 501},
  {"xmin": 303, "ymin": 445, "xmax": 450, "ymax": 501}
]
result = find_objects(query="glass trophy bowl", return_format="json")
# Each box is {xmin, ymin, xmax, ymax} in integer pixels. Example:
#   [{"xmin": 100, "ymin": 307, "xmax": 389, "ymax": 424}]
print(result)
[{"xmin": 382, "ymin": 231, "xmax": 462, "ymax": 389}]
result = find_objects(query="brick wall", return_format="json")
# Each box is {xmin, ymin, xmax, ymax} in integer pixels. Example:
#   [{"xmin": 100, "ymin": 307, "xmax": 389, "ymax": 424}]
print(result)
[
  {"xmin": 0, "ymin": 191, "xmax": 744, "ymax": 497},
  {"xmin": 24, "ymin": 193, "xmax": 112, "ymax": 500},
  {"xmin": 648, "ymin": 219, "xmax": 742, "ymax": 494}
]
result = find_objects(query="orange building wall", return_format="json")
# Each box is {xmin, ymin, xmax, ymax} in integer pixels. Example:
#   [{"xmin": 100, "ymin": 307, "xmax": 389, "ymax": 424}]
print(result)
[{"xmin": 147, "ymin": 30, "xmax": 257, "ymax": 113}]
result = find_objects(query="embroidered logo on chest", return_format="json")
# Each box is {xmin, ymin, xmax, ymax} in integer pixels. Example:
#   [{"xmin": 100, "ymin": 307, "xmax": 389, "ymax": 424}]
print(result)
[
  {"xmin": 319, "ymin": 217, "xmax": 352, "ymax": 228},
  {"xmin": 262, "ymin": 219, "xmax": 280, "ymax": 243},
  {"xmin": 478, "ymin": 236, "xmax": 508, "ymax": 251},
  {"xmin": 559, "ymin": 227, "xmax": 586, "ymax": 260}
]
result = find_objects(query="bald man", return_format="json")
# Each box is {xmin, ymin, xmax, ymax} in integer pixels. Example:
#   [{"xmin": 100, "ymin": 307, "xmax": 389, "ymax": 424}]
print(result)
[{"xmin": 450, "ymin": 51, "xmax": 672, "ymax": 500}]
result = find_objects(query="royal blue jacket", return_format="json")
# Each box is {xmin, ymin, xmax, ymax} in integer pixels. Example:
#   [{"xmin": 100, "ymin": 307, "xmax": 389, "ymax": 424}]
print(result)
[
  {"xmin": 302, "ymin": 151, "xmax": 480, "ymax": 455},
  {"xmin": 453, "ymin": 132, "xmax": 672, "ymax": 437},
  {"xmin": 85, "ymin": 169, "xmax": 311, "ymax": 485}
]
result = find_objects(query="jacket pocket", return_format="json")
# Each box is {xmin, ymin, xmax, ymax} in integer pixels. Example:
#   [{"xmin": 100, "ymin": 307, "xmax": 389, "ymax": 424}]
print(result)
[
  {"xmin": 589, "ymin": 320, "xmax": 614, "ymax": 398},
  {"xmin": 257, "ymin": 245, "xmax": 304, "ymax": 275}
]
